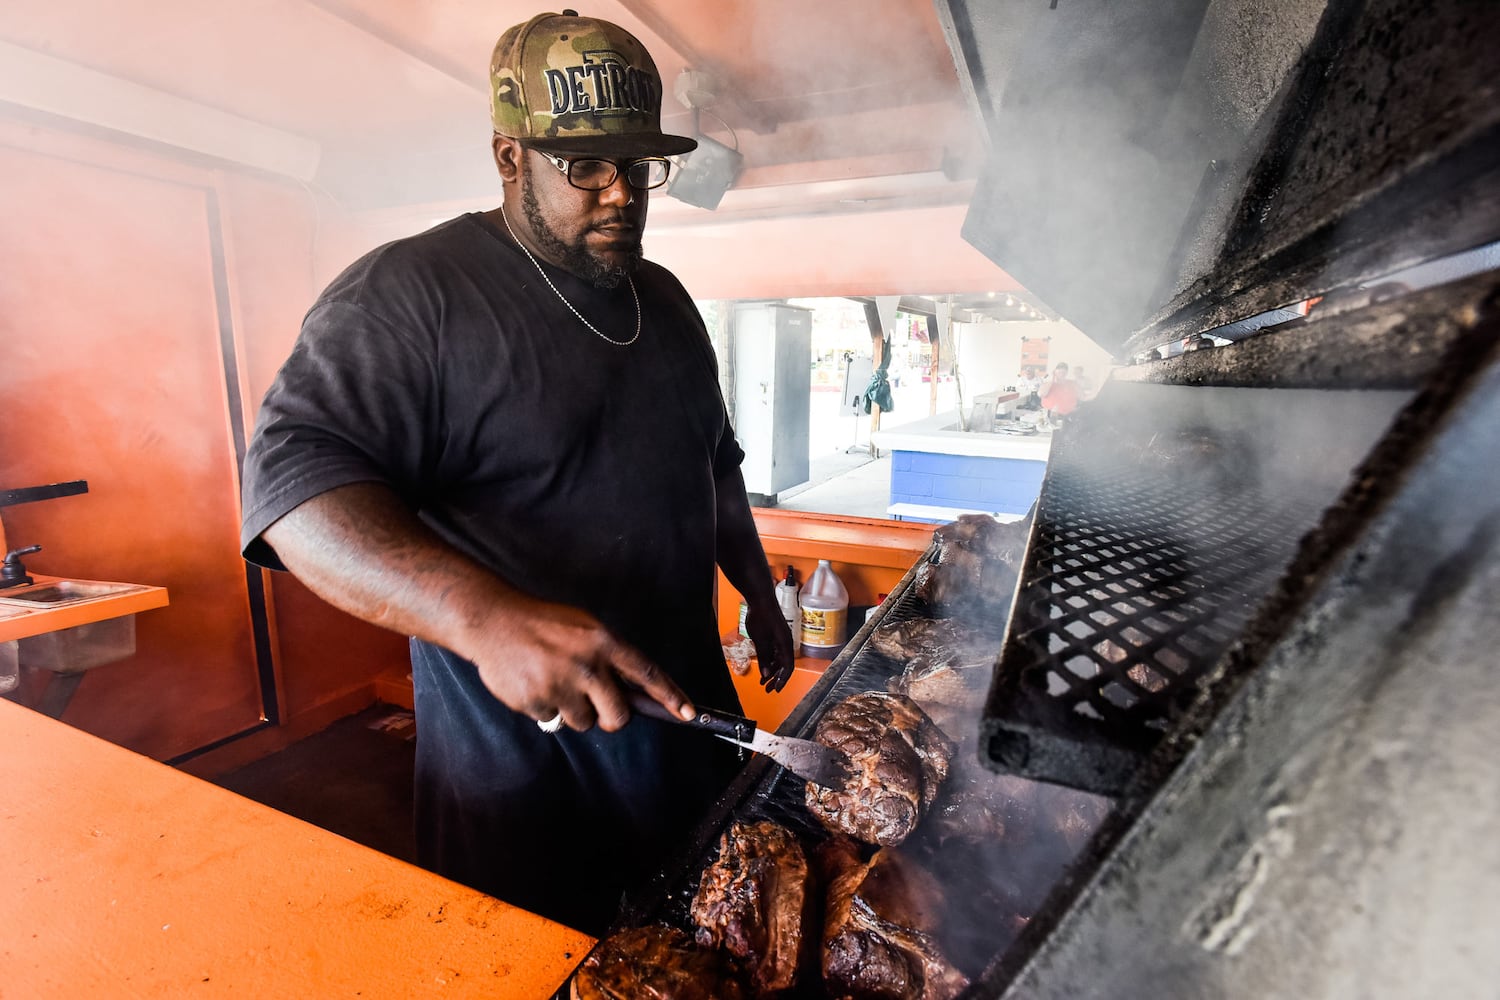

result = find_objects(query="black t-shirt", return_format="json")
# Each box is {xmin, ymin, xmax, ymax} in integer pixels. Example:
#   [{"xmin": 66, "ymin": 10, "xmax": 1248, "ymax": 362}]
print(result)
[{"xmin": 240, "ymin": 212, "xmax": 745, "ymax": 932}]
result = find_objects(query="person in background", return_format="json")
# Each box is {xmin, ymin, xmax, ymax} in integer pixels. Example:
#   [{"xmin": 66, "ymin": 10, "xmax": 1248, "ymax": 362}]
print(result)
[
  {"xmin": 238, "ymin": 9, "xmax": 793, "ymax": 935},
  {"xmin": 1039, "ymin": 361, "xmax": 1081, "ymax": 425},
  {"xmin": 1018, "ymin": 368, "xmax": 1043, "ymax": 409}
]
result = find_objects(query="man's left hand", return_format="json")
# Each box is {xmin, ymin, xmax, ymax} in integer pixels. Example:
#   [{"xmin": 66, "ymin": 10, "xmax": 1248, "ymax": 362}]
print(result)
[{"xmin": 744, "ymin": 602, "xmax": 796, "ymax": 693}]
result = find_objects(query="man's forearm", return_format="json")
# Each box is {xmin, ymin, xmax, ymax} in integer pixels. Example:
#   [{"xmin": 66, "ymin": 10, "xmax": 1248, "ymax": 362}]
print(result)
[
  {"xmin": 260, "ymin": 481, "xmax": 696, "ymax": 727},
  {"xmin": 714, "ymin": 467, "xmax": 776, "ymax": 608},
  {"xmin": 716, "ymin": 467, "xmax": 796, "ymax": 691},
  {"xmin": 260, "ymin": 481, "xmax": 515, "ymax": 657}
]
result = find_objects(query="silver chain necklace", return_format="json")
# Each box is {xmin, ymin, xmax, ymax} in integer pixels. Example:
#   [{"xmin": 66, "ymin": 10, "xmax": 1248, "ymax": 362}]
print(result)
[{"xmin": 498, "ymin": 205, "xmax": 640, "ymax": 346}]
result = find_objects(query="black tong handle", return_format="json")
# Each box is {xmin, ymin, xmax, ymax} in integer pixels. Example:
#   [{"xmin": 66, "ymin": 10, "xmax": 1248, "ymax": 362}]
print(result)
[{"xmin": 624, "ymin": 689, "xmax": 752, "ymax": 741}]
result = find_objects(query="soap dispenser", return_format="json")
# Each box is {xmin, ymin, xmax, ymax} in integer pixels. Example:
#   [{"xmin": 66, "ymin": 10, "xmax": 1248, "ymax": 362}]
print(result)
[{"xmin": 1, "ymin": 545, "xmax": 40, "ymax": 589}]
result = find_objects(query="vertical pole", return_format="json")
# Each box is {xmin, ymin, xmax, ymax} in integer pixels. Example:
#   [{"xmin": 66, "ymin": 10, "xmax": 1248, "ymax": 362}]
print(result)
[
  {"xmin": 716, "ymin": 301, "xmax": 736, "ymax": 428},
  {"xmin": 925, "ymin": 315, "xmax": 941, "ymax": 416},
  {"xmin": 870, "ymin": 296, "xmax": 901, "ymax": 456}
]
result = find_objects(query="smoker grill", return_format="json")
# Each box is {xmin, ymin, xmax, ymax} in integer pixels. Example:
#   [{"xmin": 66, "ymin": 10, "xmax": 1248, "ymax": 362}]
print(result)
[
  {"xmin": 554, "ymin": 556, "xmax": 1105, "ymax": 999},
  {"xmin": 558, "ymin": 0, "xmax": 1499, "ymax": 995}
]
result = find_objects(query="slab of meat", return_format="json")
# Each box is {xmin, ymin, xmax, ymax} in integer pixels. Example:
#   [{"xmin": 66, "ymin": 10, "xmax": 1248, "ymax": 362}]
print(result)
[
  {"xmin": 887, "ymin": 653, "xmax": 992, "ymax": 711},
  {"xmin": 1133, "ymin": 426, "xmax": 1256, "ymax": 495},
  {"xmin": 923, "ymin": 755, "xmax": 1019, "ymax": 846},
  {"xmin": 805, "ymin": 692, "xmax": 955, "ymax": 847},
  {"xmin": 867, "ymin": 618, "xmax": 975, "ymax": 661},
  {"xmin": 571, "ymin": 924, "xmax": 746, "ymax": 1000},
  {"xmin": 913, "ymin": 514, "xmax": 1029, "ymax": 617},
  {"xmin": 818, "ymin": 837, "xmax": 969, "ymax": 1000},
  {"xmin": 689, "ymin": 820, "xmax": 813, "ymax": 997}
]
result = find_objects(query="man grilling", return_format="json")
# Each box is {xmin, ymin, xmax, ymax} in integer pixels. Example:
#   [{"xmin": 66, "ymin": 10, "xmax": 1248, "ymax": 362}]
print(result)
[{"xmin": 239, "ymin": 9, "xmax": 794, "ymax": 934}]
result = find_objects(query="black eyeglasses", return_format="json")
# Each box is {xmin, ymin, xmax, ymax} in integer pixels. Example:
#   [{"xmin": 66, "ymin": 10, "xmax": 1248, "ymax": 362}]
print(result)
[{"xmin": 534, "ymin": 150, "xmax": 672, "ymax": 191}]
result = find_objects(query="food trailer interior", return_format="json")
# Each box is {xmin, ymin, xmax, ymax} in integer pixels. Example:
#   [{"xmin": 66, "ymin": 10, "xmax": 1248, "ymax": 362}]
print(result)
[{"xmin": 2, "ymin": 0, "xmax": 1497, "ymax": 996}]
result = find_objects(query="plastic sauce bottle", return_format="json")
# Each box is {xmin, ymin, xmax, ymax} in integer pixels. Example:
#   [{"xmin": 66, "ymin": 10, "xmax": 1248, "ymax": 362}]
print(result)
[
  {"xmin": 775, "ymin": 565, "xmax": 802, "ymax": 657},
  {"xmin": 800, "ymin": 560, "xmax": 849, "ymax": 659}
]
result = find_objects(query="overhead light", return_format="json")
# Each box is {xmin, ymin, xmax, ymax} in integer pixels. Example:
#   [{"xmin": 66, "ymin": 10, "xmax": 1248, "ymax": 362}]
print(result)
[
  {"xmin": 666, "ymin": 132, "xmax": 743, "ymax": 210},
  {"xmin": 665, "ymin": 69, "xmax": 742, "ymax": 211}
]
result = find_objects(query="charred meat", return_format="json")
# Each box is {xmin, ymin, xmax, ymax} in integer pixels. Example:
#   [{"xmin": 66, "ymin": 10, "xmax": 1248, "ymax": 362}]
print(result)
[
  {"xmin": 806, "ymin": 692, "xmax": 955, "ymax": 847},
  {"xmin": 690, "ymin": 820, "xmax": 814, "ymax": 997},
  {"xmin": 1124, "ymin": 425, "xmax": 1258, "ymax": 496},
  {"xmin": 887, "ymin": 653, "xmax": 991, "ymax": 711},
  {"xmin": 913, "ymin": 514, "xmax": 1029, "ymax": 616},
  {"xmin": 872, "ymin": 617, "xmax": 996, "ymax": 717},
  {"xmin": 571, "ymin": 924, "xmax": 746, "ymax": 1000},
  {"xmin": 867, "ymin": 618, "xmax": 976, "ymax": 661},
  {"xmin": 818, "ymin": 837, "xmax": 969, "ymax": 1000}
]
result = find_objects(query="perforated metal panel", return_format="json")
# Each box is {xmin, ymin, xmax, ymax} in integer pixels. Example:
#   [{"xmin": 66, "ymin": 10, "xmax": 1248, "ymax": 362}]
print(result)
[{"xmin": 981, "ymin": 384, "xmax": 1404, "ymax": 795}]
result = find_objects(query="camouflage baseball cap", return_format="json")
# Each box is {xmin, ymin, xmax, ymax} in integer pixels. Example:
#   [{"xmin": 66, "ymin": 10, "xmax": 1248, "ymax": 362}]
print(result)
[{"xmin": 490, "ymin": 9, "xmax": 698, "ymax": 157}]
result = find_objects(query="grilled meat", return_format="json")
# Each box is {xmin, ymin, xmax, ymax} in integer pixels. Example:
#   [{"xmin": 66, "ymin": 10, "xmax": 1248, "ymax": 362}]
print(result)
[
  {"xmin": 1037, "ymin": 783, "xmax": 1111, "ymax": 854},
  {"xmin": 867, "ymin": 618, "xmax": 973, "ymax": 661},
  {"xmin": 924, "ymin": 755, "xmax": 1015, "ymax": 846},
  {"xmin": 806, "ymin": 692, "xmax": 955, "ymax": 847},
  {"xmin": 1130, "ymin": 425, "xmax": 1258, "ymax": 495},
  {"xmin": 571, "ymin": 924, "xmax": 746, "ymax": 1000},
  {"xmin": 913, "ymin": 514, "xmax": 1029, "ymax": 617},
  {"xmin": 870, "ymin": 617, "xmax": 995, "ymax": 722},
  {"xmin": 818, "ymin": 837, "xmax": 969, "ymax": 1000},
  {"xmin": 690, "ymin": 821, "xmax": 813, "ymax": 997},
  {"xmin": 888, "ymin": 653, "xmax": 991, "ymax": 710}
]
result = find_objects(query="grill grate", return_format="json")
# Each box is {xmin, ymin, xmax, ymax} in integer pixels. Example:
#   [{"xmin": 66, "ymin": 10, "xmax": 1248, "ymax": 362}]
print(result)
[{"xmin": 983, "ymin": 400, "xmax": 1336, "ymax": 795}]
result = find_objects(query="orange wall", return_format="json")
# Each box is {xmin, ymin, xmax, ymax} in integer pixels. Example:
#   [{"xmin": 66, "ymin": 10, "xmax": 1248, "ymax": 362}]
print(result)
[
  {"xmin": 0, "ymin": 119, "xmax": 407, "ymax": 760},
  {"xmin": 218, "ymin": 173, "xmax": 412, "ymax": 731}
]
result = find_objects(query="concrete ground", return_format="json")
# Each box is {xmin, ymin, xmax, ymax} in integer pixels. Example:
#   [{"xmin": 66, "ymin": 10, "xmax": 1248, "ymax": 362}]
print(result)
[
  {"xmin": 771, "ymin": 376, "xmax": 961, "ymax": 520},
  {"xmin": 776, "ymin": 451, "xmax": 892, "ymax": 519}
]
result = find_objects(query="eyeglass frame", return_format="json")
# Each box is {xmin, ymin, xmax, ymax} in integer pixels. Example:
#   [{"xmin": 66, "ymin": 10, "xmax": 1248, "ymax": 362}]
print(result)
[{"xmin": 531, "ymin": 149, "xmax": 673, "ymax": 191}]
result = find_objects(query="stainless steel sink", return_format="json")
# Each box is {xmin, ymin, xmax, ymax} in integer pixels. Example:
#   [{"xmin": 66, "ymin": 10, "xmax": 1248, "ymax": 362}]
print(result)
[{"xmin": 0, "ymin": 580, "xmax": 148, "ymax": 605}]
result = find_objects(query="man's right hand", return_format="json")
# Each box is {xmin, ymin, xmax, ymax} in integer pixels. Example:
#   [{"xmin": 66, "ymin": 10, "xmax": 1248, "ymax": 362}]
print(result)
[{"xmin": 461, "ymin": 595, "xmax": 696, "ymax": 734}]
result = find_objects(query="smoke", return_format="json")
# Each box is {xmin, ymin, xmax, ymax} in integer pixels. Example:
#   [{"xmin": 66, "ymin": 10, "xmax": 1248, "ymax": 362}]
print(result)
[{"xmin": 954, "ymin": 0, "xmax": 1329, "ymax": 348}]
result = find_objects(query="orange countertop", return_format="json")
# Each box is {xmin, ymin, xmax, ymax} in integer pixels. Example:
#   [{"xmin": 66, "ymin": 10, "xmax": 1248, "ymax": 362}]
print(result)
[
  {"xmin": 0, "ymin": 574, "xmax": 170, "ymax": 643},
  {"xmin": 748, "ymin": 508, "xmax": 934, "ymax": 570},
  {"xmin": 0, "ymin": 699, "xmax": 594, "ymax": 998}
]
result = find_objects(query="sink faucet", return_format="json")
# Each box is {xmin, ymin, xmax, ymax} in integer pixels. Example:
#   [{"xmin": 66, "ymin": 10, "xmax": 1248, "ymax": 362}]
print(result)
[{"xmin": 1, "ymin": 545, "xmax": 41, "ymax": 589}]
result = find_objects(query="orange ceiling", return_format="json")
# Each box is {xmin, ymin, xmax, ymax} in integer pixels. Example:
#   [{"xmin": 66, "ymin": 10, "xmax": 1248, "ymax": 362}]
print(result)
[{"xmin": 1, "ymin": 0, "xmax": 1026, "ymax": 301}]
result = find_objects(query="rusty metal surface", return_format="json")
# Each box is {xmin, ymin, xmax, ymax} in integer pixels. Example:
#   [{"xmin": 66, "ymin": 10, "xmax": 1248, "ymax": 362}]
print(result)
[
  {"xmin": 1117, "ymin": 268, "xmax": 1500, "ymax": 387},
  {"xmin": 1129, "ymin": 0, "xmax": 1500, "ymax": 356}
]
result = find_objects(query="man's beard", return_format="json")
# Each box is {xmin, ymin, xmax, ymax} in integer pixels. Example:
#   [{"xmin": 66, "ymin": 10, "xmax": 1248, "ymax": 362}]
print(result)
[{"xmin": 522, "ymin": 180, "xmax": 642, "ymax": 289}]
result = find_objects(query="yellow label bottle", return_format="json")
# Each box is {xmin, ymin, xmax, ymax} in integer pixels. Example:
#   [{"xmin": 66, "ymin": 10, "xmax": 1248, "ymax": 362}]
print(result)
[{"xmin": 799, "ymin": 559, "xmax": 849, "ymax": 659}]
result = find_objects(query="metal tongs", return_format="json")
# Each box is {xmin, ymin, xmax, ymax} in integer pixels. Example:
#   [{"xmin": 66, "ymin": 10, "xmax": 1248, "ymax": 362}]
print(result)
[{"xmin": 624, "ymin": 689, "xmax": 851, "ymax": 789}]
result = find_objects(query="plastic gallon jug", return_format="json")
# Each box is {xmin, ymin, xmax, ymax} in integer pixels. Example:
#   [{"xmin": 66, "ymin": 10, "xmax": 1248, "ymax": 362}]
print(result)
[
  {"xmin": 800, "ymin": 560, "xmax": 849, "ymax": 659},
  {"xmin": 775, "ymin": 565, "xmax": 802, "ymax": 656}
]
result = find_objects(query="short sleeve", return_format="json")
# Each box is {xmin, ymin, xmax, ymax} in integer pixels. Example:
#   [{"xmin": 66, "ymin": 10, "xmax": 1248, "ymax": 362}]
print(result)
[
  {"xmin": 712, "ymin": 412, "xmax": 746, "ymax": 481},
  {"xmin": 240, "ymin": 299, "xmax": 437, "ymax": 569}
]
